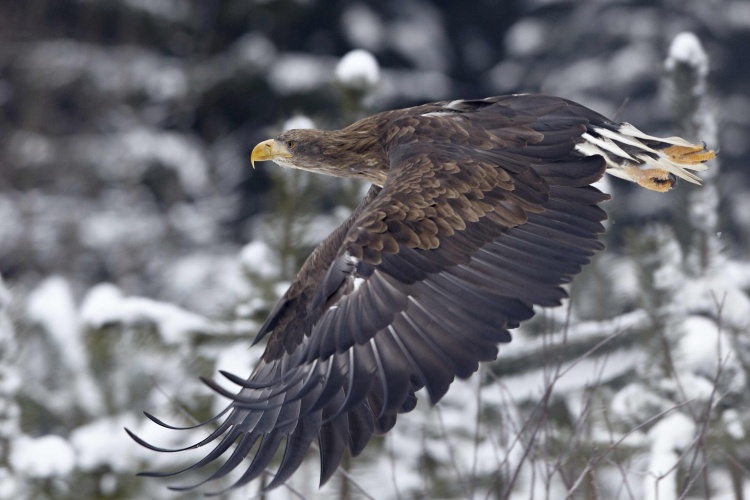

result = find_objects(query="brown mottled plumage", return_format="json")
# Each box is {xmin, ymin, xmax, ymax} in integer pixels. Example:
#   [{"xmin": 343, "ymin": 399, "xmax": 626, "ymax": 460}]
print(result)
[{"xmin": 130, "ymin": 94, "xmax": 715, "ymax": 493}]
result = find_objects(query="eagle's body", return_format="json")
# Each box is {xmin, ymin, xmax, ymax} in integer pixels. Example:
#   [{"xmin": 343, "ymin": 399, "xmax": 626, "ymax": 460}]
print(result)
[{"xmin": 132, "ymin": 95, "xmax": 714, "ymax": 493}]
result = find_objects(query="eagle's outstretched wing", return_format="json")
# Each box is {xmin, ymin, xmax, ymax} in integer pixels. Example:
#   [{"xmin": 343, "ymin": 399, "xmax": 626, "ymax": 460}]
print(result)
[{"xmin": 130, "ymin": 95, "xmax": 612, "ymax": 493}]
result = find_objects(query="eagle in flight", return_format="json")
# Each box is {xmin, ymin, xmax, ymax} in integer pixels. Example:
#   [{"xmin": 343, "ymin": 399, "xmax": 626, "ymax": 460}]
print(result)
[{"xmin": 130, "ymin": 94, "xmax": 715, "ymax": 493}]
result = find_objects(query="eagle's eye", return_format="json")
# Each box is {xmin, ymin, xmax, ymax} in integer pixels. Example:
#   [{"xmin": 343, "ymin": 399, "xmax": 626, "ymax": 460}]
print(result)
[{"xmin": 286, "ymin": 140, "xmax": 297, "ymax": 150}]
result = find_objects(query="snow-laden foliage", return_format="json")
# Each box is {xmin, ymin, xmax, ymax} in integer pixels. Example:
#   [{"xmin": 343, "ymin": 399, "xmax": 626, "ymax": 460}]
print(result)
[
  {"xmin": 2, "ymin": 0, "xmax": 748, "ymax": 498},
  {"xmin": 335, "ymin": 49, "xmax": 381, "ymax": 92}
]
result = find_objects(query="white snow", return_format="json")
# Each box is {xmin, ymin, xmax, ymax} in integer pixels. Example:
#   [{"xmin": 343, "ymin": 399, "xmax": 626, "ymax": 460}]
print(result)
[
  {"xmin": 10, "ymin": 435, "xmax": 76, "ymax": 478},
  {"xmin": 666, "ymin": 32, "xmax": 709, "ymax": 78},
  {"xmin": 501, "ymin": 348, "xmax": 641, "ymax": 402},
  {"xmin": 650, "ymin": 410, "xmax": 696, "ymax": 449},
  {"xmin": 273, "ymin": 281, "xmax": 291, "ymax": 299},
  {"xmin": 335, "ymin": 49, "xmax": 380, "ymax": 91},
  {"xmin": 0, "ymin": 275, "xmax": 19, "ymax": 422},
  {"xmin": 70, "ymin": 414, "xmax": 139, "ymax": 473},
  {"xmin": 674, "ymin": 316, "xmax": 725, "ymax": 376},
  {"xmin": 25, "ymin": 276, "xmax": 106, "ymax": 416},
  {"xmin": 167, "ymin": 201, "xmax": 222, "ymax": 246},
  {"xmin": 76, "ymin": 192, "xmax": 162, "ymax": 251},
  {"xmin": 240, "ymin": 240, "xmax": 280, "ymax": 279},
  {"xmin": 722, "ymin": 409, "xmax": 745, "ymax": 439},
  {"xmin": 283, "ymin": 115, "xmax": 315, "ymax": 131},
  {"xmin": 295, "ymin": 206, "xmax": 352, "ymax": 248},
  {"xmin": 161, "ymin": 252, "xmax": 251, "ymax": 316},
  {"xmin": 671, "ymin": 315, "xmax": 746, "ymax": 394},
  {"xmin": 610, "ymin": 383, "xmax": 669, "ymax": 425},
  {"xmin": 676, "ymin": 271, "xmax": 750, "ymax": 329},
  {"xmin": 120, "ymin": 128, "xmax": 209, "ymax": 196},
  {"xmin": 658, "ymin": 373, "xmax": 718, "ymax": 402},
  {"xmin": 26, "ymin": 277, "xmax": 80, "ymax": 360},
  {"xmin": 72, "ymin": 127, "xmax": 210, "ymax": 196},
  {"xmin": 80, "ymin": 283, "xmax": 217, "ymax": 344},
  {"xmin": 0, "ymin": 467, "xmax": 18, "ymax": 499},
  {"xmin": 644, "ymin": 412, "xmax": 697, "ymax": 500}
]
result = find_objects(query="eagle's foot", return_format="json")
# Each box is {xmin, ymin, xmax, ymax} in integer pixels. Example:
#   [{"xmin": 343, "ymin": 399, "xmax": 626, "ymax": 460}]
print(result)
[
  {"xmin": 622, "ymin": 165, "xmax": 677, "ymax": 193},
  {"xmin": 663, "ymin": 142, "xmax": 717, "ymax": 165}
]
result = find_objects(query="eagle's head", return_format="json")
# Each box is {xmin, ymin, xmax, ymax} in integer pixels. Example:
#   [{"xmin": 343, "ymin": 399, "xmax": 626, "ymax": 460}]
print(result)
[
  {"xmin": 251, "ymin": 129, "xmax": 324, "ymax": 171},
  {"xmin": 251, "ymin": 128, "xmax": 389, "ymax": 185}
]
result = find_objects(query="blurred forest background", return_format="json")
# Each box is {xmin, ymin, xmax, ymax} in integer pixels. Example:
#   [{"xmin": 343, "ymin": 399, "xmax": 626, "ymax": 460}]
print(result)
[{"xmin": 1, "ymin": 0, "xmax": 749, "ymax": 498}]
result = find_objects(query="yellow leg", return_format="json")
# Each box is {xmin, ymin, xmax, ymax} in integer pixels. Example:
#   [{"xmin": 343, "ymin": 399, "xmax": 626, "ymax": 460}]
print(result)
[
  {"xmin": 622, "ymin": 165, "xmax": 675, "ymax": 193},
  {"xmin": 663, "ymin": 143, "xmax": 717, "ymax": 165}
]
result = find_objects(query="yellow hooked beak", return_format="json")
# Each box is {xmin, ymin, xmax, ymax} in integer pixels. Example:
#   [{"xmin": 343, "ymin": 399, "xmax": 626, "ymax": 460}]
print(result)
[{"xmin": 250, "ymin": 139, "xmax": 292, "ymax": 168}]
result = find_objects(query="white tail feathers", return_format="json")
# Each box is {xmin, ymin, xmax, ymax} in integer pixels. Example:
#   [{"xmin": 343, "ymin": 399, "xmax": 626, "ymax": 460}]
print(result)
[{"xmin": 575, "ymin": 122, "xmax": 715, "ymax": 192}]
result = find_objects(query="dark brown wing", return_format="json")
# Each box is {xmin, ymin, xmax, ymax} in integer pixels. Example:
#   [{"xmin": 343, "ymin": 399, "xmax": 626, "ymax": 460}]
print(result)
[{"xmin": 132, "ymin": 95, "xmax": 611, "ymax": 493}]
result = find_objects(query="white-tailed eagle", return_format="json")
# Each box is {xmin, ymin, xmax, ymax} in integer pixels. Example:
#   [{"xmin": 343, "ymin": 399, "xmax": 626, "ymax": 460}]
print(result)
[{"xmin": 129, "ymin": 94, "xmax": 715, "ymax": 493}]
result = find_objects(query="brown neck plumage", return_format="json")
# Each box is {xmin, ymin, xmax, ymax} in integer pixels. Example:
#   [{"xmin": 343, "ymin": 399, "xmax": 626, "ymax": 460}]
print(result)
[{"xmin": 318, "ymin": 119, "xmax": 390, "ymax": 186}]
